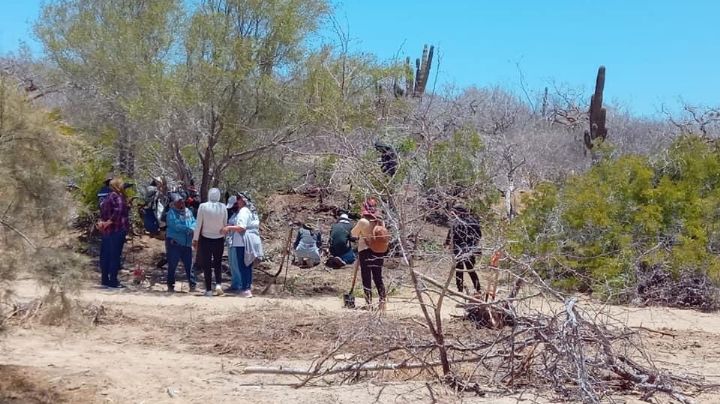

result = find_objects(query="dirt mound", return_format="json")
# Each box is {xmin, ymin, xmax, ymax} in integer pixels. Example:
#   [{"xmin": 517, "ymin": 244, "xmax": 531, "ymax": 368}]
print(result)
[{"xmin": 0, "ymin": 365, "xmax": 96, "ymax": 404}]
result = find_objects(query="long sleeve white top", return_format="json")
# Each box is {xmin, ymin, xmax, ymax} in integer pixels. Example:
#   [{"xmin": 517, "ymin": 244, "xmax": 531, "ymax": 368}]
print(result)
[{"xmin": 193, "ymin": 201, "xmax": 228, "ymax": 240}]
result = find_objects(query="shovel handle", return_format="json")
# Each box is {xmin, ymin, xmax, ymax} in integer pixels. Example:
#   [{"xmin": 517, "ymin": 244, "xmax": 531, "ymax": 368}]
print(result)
[{"xmin": 349, "ymin": 259, "xmax": 360, "ymax": 293}]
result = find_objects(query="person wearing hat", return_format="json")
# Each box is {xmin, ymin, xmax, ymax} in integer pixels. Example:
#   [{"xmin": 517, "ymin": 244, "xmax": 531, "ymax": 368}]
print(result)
[
  {"xmin": 97, "ymin": 177, "xmax": 130, "ymax": 288},
  {"xmin": 444, "ymin": 205, "xmax": 482, "ymax": 294},
  {"xmin": 165, "ymin": 193, "xmax": 198, "ymax": 292},
  {"xmin": 293, "ymin": 218, "xmax": 322, "ymax": 268},
  {"xmin": 97, "ymin": 173, "xmax": 114, "ymax": 208},
  {"xmin": 351, "ymin": 198, "xmax": 388, "ymax": 309},
  {"xmin": 223, "ymin": 193, "xmax": 263, "ymax": 297},
  {"xmin": 193, "ymin": 188, "xmax": 228, "ymax": 296},
  {"xmin": 327, "ymin": 213, "xmax": 355, "ymax": 268}
]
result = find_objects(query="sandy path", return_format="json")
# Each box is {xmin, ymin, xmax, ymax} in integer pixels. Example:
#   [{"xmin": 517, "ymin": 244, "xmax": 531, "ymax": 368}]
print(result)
[{"xmin": 4, "ymin": 278, "xmax": 720, "ymax": 403}]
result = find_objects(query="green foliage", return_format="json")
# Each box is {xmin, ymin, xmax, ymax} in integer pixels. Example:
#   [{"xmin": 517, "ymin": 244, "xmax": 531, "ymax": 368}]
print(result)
[
  {"xmin": 316, "ymin": 155, "xmax": 338, "ymax": 188},
  {"xmin": 512, "ymin": 136, "xmax": 720, "ymax": 296},
  {"xmin": 0, "ymin": 76, "xmax": 83, "ymax": 310},
  {"xmin": 424, "ymin": 128, "xmax": 486, "ymax": 189},
  {"xmin": 74, "ymin": 157, "xmax": 113, "ymax": 213},
  {"xmin": 221, "ymin": 155, "xmax": 296, "ymax": 201}
]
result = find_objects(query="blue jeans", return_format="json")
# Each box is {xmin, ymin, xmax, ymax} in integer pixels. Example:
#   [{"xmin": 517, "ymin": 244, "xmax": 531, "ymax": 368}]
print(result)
[
  {"xmin": 338, "ymin": 249, "xmax": 356, "ymax": 264},
  {"xmin": 166, "ymin": 239, "xmax": 196, "ymax": 288},
  {"xmin": 233, "ymin": 246, "xmax": 253, "ymax": 291},
  {"xmin": 229, "ymin": 245, "xmax": 242, "ymax": 290},
  {"xmin": 100, "ymin": 230, "xmax": 126, "ymax": 287}
]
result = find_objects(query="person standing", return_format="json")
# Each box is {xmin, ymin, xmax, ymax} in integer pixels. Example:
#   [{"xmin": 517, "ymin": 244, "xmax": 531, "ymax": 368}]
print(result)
[
  {"xmin": 225, "ymin": 195, "xmax": 242, "ymax": 293},
  {"xmin": 328, "ymin": 213, "xmax": 355, "ymax": 267},
  {"xmin": 445, "ymin": 205, "xmax": 482, "ymax": 294},
  {"xmin": 193, "ymin": 188, "xmax": 227, "ymax": 296},
  {"xmin": 223, "ymin": 193, "xmax": 263, "ymax": 298},
  {"xmin": 165, "ymin": 193, "xmax": 197, "ymax": 292},
  {"xmin": 351, "ymin": 198, "xmax": 388, "ymax": 310},
  {"xmin": 97, "ymin": 178, "xmax": 130, "ymax": 288}
]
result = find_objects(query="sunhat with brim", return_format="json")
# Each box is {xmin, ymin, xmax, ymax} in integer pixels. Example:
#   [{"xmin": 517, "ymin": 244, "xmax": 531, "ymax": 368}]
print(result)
[{"xmin": 226, "ymin": 195, "xmax": 237, "ymax": 209}]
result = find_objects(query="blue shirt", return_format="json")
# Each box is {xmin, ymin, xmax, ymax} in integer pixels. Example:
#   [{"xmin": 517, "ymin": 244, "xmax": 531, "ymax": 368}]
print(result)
[{"xmin": 166, "ymin": 208, "xmax": 196, "ymax": 247}]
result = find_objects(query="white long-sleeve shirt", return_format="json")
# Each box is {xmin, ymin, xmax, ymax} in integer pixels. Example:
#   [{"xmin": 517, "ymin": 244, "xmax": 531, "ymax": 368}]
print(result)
[{"xmin": 193, "ymin": 201, "xmax": 228, "ymax": 240}]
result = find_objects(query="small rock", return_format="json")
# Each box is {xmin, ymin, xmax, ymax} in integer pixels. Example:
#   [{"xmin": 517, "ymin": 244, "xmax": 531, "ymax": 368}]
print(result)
[
  {"xmin": 166, "ymin": 387, "xmax": 177, "ymax": 398},
  {"xmin": 333, "ymin": 353, "xmax": 355, "ymax": 361}
]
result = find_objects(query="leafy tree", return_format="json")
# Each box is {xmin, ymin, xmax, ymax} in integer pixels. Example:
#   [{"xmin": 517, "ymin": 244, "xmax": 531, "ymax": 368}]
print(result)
[
  {"xmin": 35, "ymin": 0, "xmax": 351, "ymax": 200},
  {"xmin": 36, "ymin": 0, "xmax": 182, "ymax": 177},
  {"xmin": 0, "ymin": 74, "xmax": 83, "ymax": 320},
  {"xmin": 511, "ymin": 135, "xmax": 720, "ymax": 298}
]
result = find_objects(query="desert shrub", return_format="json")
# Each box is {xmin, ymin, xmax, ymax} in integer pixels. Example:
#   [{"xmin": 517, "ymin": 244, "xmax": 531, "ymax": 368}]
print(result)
[
  {"xmin": 0, "ymin": 75, "xmax": 84, "ymax": 326},
  {"xmin": 511, "ymin": 135, "xmax": 720, "ymax": 307}
]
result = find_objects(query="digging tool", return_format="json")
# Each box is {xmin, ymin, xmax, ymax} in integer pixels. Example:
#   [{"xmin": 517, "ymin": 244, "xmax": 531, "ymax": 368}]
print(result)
[
  {"xmin": 343, "ymin": 259, "xmax": 360, "ymax": 309},
  {"xmin": 485, "ymin": 250, "xmax": 502, "ymax": 302}
]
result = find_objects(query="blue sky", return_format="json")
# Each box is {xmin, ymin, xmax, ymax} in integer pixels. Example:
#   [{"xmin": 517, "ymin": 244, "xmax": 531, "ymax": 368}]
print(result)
[{"xmin": 2, "ymin": 0, "xmax": 718, "ymax": 116}]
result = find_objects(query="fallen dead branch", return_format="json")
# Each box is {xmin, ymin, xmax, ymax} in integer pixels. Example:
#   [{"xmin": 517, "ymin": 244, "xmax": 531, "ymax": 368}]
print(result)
[{"xmin": 243, "ymin": 261, "xmax": 713, "ymax": 402}]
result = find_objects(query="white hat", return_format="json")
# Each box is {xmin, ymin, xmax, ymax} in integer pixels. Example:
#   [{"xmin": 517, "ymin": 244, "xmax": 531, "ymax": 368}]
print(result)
[
  {"xmin": 226, "ymin": 195, "xmax": 237, "ymax": 209},
  {"xmin": 340, "ymin": 213, "xmax": 349, "ymax": 219}
]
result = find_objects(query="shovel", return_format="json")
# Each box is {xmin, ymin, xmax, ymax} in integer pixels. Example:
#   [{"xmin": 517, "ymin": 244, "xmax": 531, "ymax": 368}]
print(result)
[{"xmin": 343, "ymin": 260, "xmax": 360, "ymax": 309}]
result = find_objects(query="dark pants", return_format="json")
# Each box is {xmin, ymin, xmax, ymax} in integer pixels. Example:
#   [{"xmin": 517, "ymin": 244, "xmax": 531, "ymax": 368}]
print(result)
[
  {"xmin": 100, "ymin": 230, "xmax": 127, "ymax": 287},
  {"xmin": 234, "ymin": 247, "xmax": 253, "ymax": 291},
  {"xmin": 359, "ymin": 249, "xmax": 385, "ymax": 302},
  {"xmin": 455, "ymin": 258, "xmax": 480, "ymax": 293},
  {"xmin": 166, "ymin": 239, "xmax": 196, "ymax": 288},
  {"xmin": 143, "ymin": 208, "xmax": 159, "ymax": 234},
  {"xmin": 197, "ymin": 236, "xmax": 224, "ymax": 291}
]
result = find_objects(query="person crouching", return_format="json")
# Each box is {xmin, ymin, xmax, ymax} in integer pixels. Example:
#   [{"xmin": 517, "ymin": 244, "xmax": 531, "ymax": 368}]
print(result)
[
  {"xmin": 327, "ymin": 213, "xmax": 356, "ymax": 268},
  {"xmin": 294, "ymin": 221, "xmax": 322, "ymax": 267}
]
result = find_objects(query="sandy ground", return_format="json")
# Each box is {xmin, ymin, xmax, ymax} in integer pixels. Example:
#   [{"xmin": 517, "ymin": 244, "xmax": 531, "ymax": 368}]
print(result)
[{"xmin": 2, "ymin": 276, "xmax": 720, "ymax": 404}]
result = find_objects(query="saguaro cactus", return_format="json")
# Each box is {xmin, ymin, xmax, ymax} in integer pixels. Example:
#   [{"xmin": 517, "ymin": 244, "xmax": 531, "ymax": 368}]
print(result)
[
  {"xmin": 584, "ymin": 66, "xmax": 608, "ymax": 153},
  {"xmin": 401, "ymin": 45, "xmax": 434, "ymax": 98}
]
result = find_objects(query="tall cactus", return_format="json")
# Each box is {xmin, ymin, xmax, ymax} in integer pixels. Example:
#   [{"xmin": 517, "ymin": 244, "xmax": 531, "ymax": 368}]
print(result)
[
  {"xmin": 404, "ymin": 56, "xmax": 415, "ymax": 96},
  {"xmin": 401, "ymin": 45, "xmax": 434, "ymax": 98},
  {"xmin": 584, "ymin": 66, "xmax": 608, "ymax": 153},
  {"xmin": 414, "ymin": 44, "xmax": 434, "ymax": 97}
]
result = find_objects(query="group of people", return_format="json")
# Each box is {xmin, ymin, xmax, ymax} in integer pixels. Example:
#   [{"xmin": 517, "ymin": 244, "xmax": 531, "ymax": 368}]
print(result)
[
  {"xmin": 97, "ymin": 175, "xmax": 263, "ymax": 297},
  {"xmin": 96, "ymin": 173, "xmax": 484, "ymax": 307},
  {"xmin": 291, "ymin": 198, "xmax": 391, "ymax": 308},
  {"xmin": 163, "ymin": 187, "xmax": 263, "ymax": 296}
]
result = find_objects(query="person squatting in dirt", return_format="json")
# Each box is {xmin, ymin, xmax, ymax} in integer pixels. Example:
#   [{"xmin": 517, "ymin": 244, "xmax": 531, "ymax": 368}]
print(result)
[
  {"xmin": 164, "ymin": 193, "xmax": 198, "ymax": 292},
  {"xmin": 351, "ymin": 198, "xmax": 390, "ymax": 310},
  {"xmin": 222, "ymin": 193, "xmax": 263, "ymax": 298},
  {"xmin": 193, "ymin": 188, "xmax": 227, "ymax": 296},
  {"xmin": 97, "ymin": 177, "xmax": 130, "ymax": 289},
  {"xmin": 294, "ymin": 219, "xmax": 322, "ymax": 267},
  {"xmin": 327, "ymin": 212, "xmax": 356, "ymax": 268},
  {"xmin": 445, "ymin": 205, "xmax": 482, "ymax": 294}
]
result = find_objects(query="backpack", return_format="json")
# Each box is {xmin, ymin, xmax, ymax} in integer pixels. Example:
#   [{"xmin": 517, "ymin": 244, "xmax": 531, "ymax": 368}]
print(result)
[{"xmin": 367, "ymin": 221, "xmax": 390, "ymax": 254}]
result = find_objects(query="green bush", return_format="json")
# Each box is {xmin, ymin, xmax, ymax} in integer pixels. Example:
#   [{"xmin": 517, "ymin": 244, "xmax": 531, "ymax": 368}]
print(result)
[
  {"xmin": 511, "ymin": 135, "xmax": 720, "ymax": 298},
  {"xmin": 74, "ymin": 157, "xmax": 114, "ymax": 213}
]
